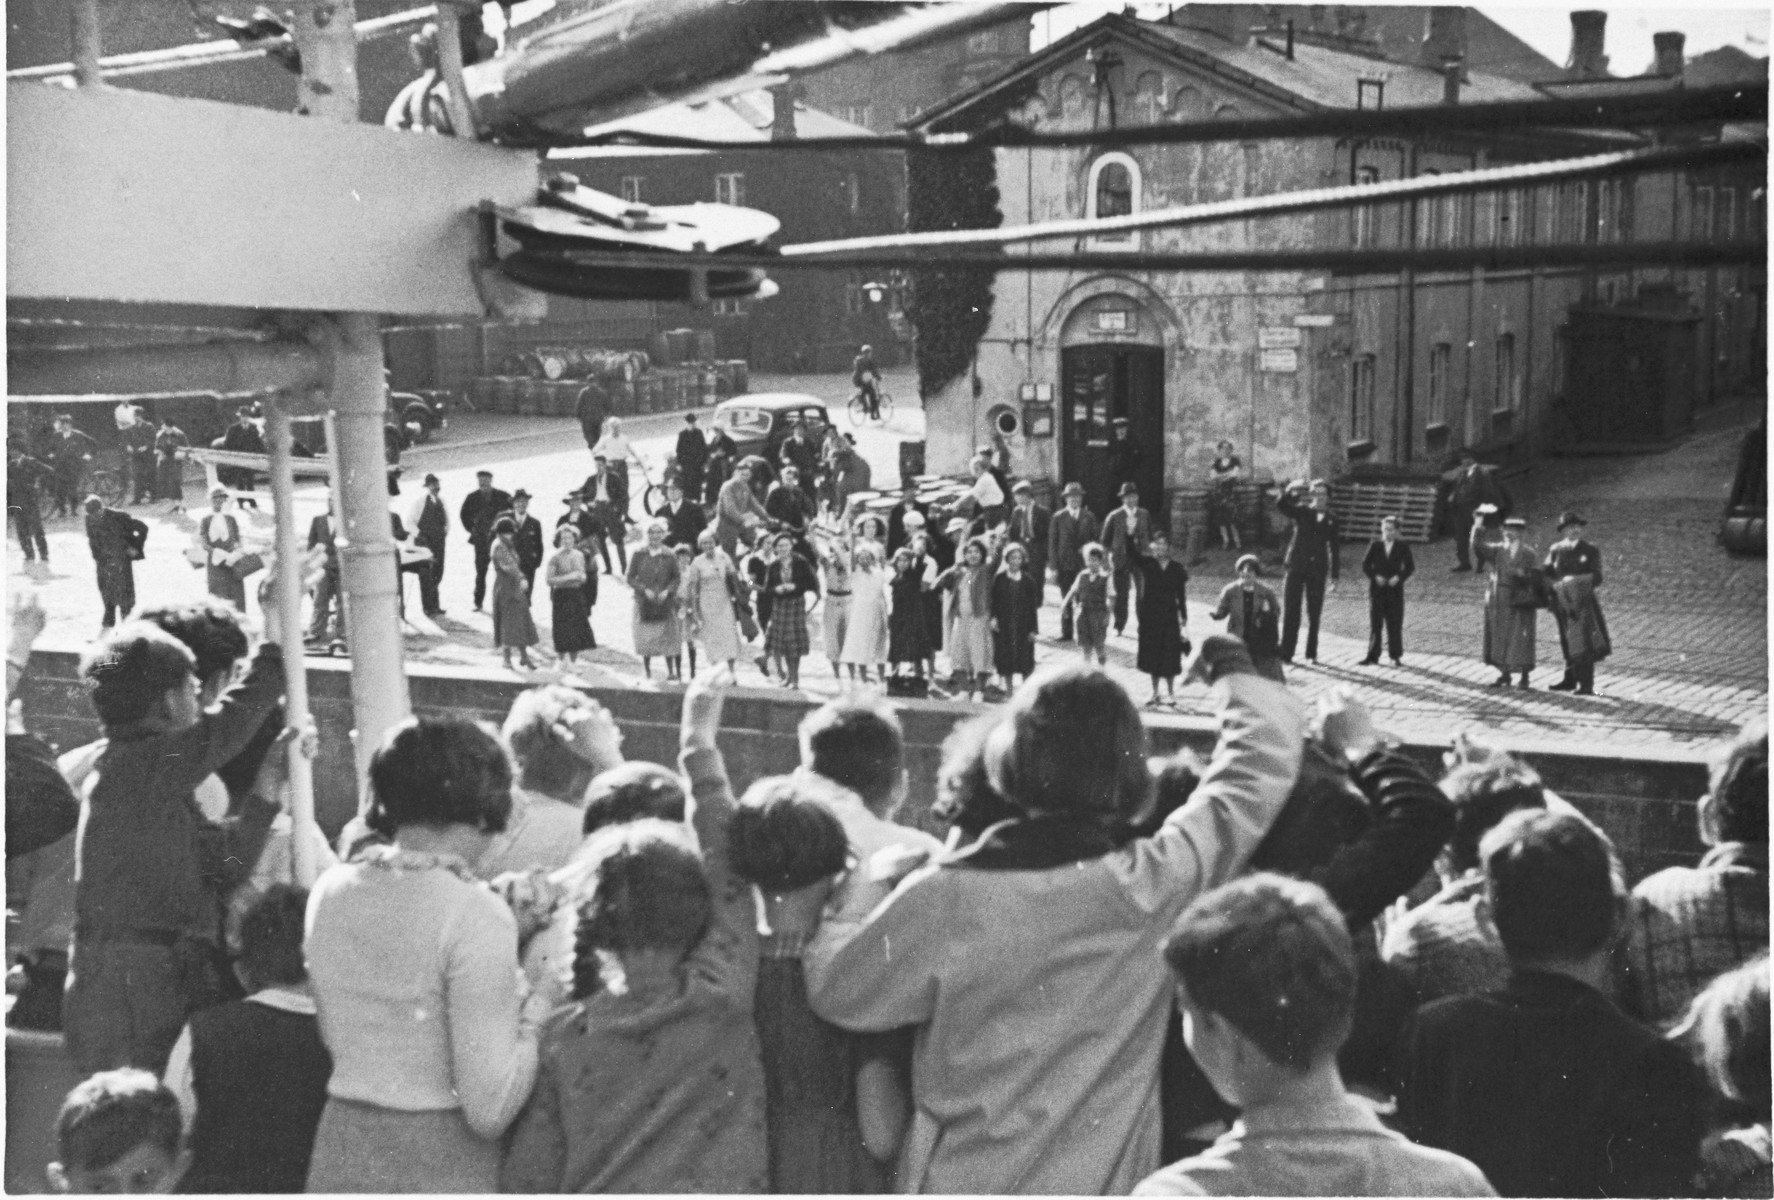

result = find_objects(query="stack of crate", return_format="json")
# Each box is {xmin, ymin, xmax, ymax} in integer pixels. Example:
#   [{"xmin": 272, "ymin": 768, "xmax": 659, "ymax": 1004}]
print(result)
[{"xmin": 1329, "ymin": 481, "xmax": 1440, "ymax": 542}]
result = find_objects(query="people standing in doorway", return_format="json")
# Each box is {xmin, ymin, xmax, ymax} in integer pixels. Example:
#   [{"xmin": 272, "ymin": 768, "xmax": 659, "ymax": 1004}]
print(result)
[
  {"xmin": 509, "ymin": 490, "xmax": 546, "ymax": 595},
  {"xmin": 1048, "ymin": 482, "xmax": 1101, "ymax": 643},
  {"xmin": 1544, "ymin": 511, "xmax": 1609, "ymax": 696},
  {"xmin": 1103, "ymin": 482, "xmax": 1154, "ymax": 638},
  {"xmin": 198, "ymin": 487, "xmax": 248, "ymax": 611},
  {"xmin": 48, "ymin": 414, "xmax": 98, "ymax": 518},
  {"xmin": 1207, "ymin": 441, "xmax": 1244, "ymax": 550},
  {"xmin": 1475, "ymin": 514, "xmax": 1539, "ymax": 689},
  {"xmin": 1444, "ymin": 450, "xmax": 1511, "ymax": 572},
  {"xmin": 8, "ymin": 440, "xmax": 54, "ymax": 564},
  {"xmin": 1360, "ymin": 514, "xmax": 1416, "ymax": 667},
  {"xmin": 1129, "ymin": 530, "xmax": 1191, "ymax": 708},
  {"xmin": 460, "ymin": 470, "xmax": 513, "ymax": 613},
  {"xmin": 1212, "ymin": 555, "xmax": 1286, "ymax": 683},
  {"xmin": 85, "ymin": 496, "xmax": 148, "ymax": 630},
  {"xmin": 1110, "ymin": 417, "xmax": 1142, "ymax": 497},
  {"xmin": 154, "ymin": 417, "xmax": 190, "ymax": 513},
  {"xmin": 1060, "ymin": 542, "xmax": 1112, "ymax": 666},
  {"xmin": 852, "ymin": 344, "xmax": 882, "ymax": 420},
  {"xmin": 408, "ymin": 473, "xmax": 449, "ymax": 616},
  {"xmin": 1277, "ymin": 479, "xmax": 1341, "ymax": 664}
]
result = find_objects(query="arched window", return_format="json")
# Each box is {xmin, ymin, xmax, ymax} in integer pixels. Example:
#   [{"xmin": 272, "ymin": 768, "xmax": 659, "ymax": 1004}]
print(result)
[{"xmin": 1086, "ymin": 153, "xmax": 1142, "ymax": 249}]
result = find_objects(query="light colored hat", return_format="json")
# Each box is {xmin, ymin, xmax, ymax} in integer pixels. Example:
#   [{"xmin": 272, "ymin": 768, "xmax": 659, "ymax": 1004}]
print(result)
[{"xmin": 902, "ymin": 510, "xmax": 926, "ymax": 529}]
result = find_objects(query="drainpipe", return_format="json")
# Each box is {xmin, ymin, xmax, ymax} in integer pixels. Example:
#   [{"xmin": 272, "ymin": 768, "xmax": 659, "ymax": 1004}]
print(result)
[
  {"xmin": 291, "ymin": 2, "xmax": 411, "ymax": 798},
  {"xmin": 70, "ymin": 0, "xmax": 103, "ymax": 88},
  {"xmin": 1398, "ymin": 143, "xmax": 1418, "ymax": 465},
  {"xmin": 264, "ymin": 400, "xmax": 321, "ymax": 884}
]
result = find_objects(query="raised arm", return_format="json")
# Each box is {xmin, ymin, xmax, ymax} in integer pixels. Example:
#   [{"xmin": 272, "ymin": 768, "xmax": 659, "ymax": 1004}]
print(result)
[
  {"xmin": 679, "ymin": 669, "xmax": 759, "ymax": 1005},
  {"xmin": 157, "ymin": 643, "xmax": 287, "ymax": 795}
]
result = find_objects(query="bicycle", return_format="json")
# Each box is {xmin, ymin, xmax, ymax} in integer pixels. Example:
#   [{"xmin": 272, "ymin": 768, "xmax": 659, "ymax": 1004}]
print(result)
[{"xmin": 847, "ymin": 388, "xmax": 894, "ymax": 427}]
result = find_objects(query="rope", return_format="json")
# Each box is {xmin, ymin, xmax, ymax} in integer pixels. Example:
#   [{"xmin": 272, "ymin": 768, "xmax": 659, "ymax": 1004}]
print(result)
[
  {"xmin": 779, "ymin": 141, "xmax": 1763, "ymax": 255},
  {"xmin": 546, "ymin": 85, "xmax": 1768, "ymax": 152}
]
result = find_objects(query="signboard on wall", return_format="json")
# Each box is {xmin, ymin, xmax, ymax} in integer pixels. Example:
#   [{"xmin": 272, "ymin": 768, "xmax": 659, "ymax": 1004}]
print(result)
[
  {"xmin": 1093, "ymin": 309, "xmax": 1138, "ymax": 338},
  {"xmin": 1259, "ymin": 348, "xmax": 1299, "ymax": 372},
  {"xmin": 1258, "ymin": 326, "xmax": 1304, "ymax": 349}
]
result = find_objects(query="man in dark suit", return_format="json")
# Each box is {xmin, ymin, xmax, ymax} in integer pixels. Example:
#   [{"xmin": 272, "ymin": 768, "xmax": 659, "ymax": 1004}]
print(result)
[
  {"xmin": 307, "ymin": 502, "xmax": 343, "ymax": 643},
  {"xmin": 674, "ymin": 413, "xmax": 709, "ymax": 505},
  {"xmin": 1443, "ymin": 450, "xmax": 1511, "ymax": 572},
  {"xmin": 83, "ymin": 495, "xmax": 146, "ymax": 629},
  {"xmin": 1046, "ymin": 482, "xmax": 1100, "ymax": 641},
  {"xmin": 1360, "ymin": 514, "xmax": 1415, "ymax": 666},
  {"xmin": 47, "ymin": 415, "xmax": 98, "ymax": 517},
  {"xmin": 660, "ymin": 480, "xmax": 707, "ymax": 548},
  {"xmin": 1102, "ymin": 482, "xmax": 1154, "ymax": 636},
  {"xmin": 8, "ymin": 441, "xmax": 54, "ymax": 562},
  {"xmin": 575, "ymin": 381, "xmax": 607, "ymax": 452},
  {"xmin": 218, "ymin": 408, "xmax": 267, "ymax": 491},
  {"xmin": 777, "ymin": 418, "xmax": 818, "ymax": 489},
  {"xmin": 1277, "ymin": 478, "xmax": 1341, "ymax": 663},
  {"xmin": 459, "ymin": 469, "xmax": 513, "ymax": 612},
  {"xmin": 1004, "ymin": 481, "xmax": 1052, "ymax": 580},
  {"xmin": 408, "ymin": 472, "xmax": 450, "ymax": 615},
  {"xmin": 887, "ymin": 478, "xmax": 928, "ymax": 556},
  {"xmin": 509, "ymin": 490, "xmax": 546, "ymax": 594}
]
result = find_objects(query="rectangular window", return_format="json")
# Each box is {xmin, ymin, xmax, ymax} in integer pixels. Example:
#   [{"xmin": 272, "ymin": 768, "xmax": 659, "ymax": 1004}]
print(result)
[
  {"xmin": 714, "ymin": 173, "xmax": 745, "ymax": 207},
  {"xmin": 619, "ymin": 176, "xmax": 643, "ymax": 203},
  {"xmin": 1353, "ymin": 166, "xmax": 1380, "ymax": 246},
  {"xmin": 845, "ymin": 281, "xmax": 866, "ymax": 315},
  {"xmin": 844, "ymin": 171, "xmax": 861, "ymax": 215},
  {"xmin": 1427, "ymin": 343, "xmax": 1451, "ymax": 426},
  {"xmin": 1721, "ymin": 188, "xmax": 1738, "ymax": 240},
  {"xmin": 838, "ymin": 104, "xmax": 874, "ymax": 128},
  {"xmin": 1350, "ymin": 355, "xmax": 1376, "ymax": 442},
  {"xmin": 1695, "ymin": 186, "xmax": 1714, "ymax": 240},
  {"xmin": 1418, "ymin": 173, "xmax": 1442, "ymax": 246},
  {"xmin": 712, "ymin": 298, "xmax": 745, "ymax": 316},
  {"xmin": 1551, "ymin": 326, "xmax": 1568, "ymax": 397},
  {"xmin": 1596, "ymin": 180, "xmax": 1616, "ymax": 243},
  {"xmin": 1494, "ymin": 333, "xmax": 1518, "ymax": 411},
  {"xmin": 1494, "ymin": 188, "xmax": 1520, "ymax": 247}
]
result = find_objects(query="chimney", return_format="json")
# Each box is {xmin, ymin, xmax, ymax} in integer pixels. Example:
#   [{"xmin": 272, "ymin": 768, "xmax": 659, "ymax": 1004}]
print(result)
[
  {"xmin": 1569, "ymin": 10, "xmax": 1609, "ymax": 79},
  {"xmin": 1652, "ymin": 31, "xmax": 1686, "ymax": 79},
  {"xmin": 770, "ymin": 84, "xmax": 797, "ymax": 141},
  {"xmin": 1180, "ymin": 4, "xmax": 1254, "ymax": 46},
  {"xmin": 1420, "ymin": 6, "xmax": 1467, "ymax": 78}
]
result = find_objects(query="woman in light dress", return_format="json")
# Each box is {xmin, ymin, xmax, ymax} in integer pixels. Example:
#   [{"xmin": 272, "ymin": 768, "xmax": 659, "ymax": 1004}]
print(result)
[
  {"xmin": 812, "ymin": 523, "xmax": 852, "ymax": 680},
  {"xmin": 852, "ymin": 513, "xmax": 889, "ymax": 568},
  {"xmin": 838, "ymin": 542, "xmax": 889, "ymax": 684},
  {"xmin": 935, "ymin": 537, "xmax": 994, "ymax": 700},
  {"xmin": 626, "ymin": 518, "xmax": 683, "ymax": 681},
  {"xmin": 681, "ymin": 528, "xmax": 744, "ymax": 672}
]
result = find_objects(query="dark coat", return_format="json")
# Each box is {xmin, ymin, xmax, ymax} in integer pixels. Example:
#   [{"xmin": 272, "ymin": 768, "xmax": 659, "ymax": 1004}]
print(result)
[
  {"xmin": 414, "ymin": 490, "xmax": 449, "ymax": 544},
  {"xmin": 1004, "ymin": 503, "xmax": 1053, "ymax": 576},
  {"xmin": 576, "ymin": 384, "xmax": 607, "ymax": 448},
  {"xmin": 48, "ymin": 428, "xmax": 98, "ymax": 474},
  {"xmin": 887, "ymin": 500, "xmax": 930, "ymax": 555},
  {"xmin": 778, "ymin": 432, "xmax": 818, "ymax": 483},
  {"xmin": 675, "ymin": 427, "xmax": 709, "ymax": 489},
  {"xmin": 661, "ymin": 499, "xmax": 708, "ymax": 548},
  {"xmin": 1132, "ymin": 556, "xmax": 1189, "ymax": 678},
  {"xmin": 1047, "ymin": 505, "xmax": 1101, "ymax": 574},
  {"xmin": 765, "ymin": 483, "xmax": 815, "ymax": 533},
  {"xmin": 1361, "ymin": 539, "xmax": 1416, "ymax": 591},
  {"xmin": 1277, "ymin": 491, "xmax": 1342, "ymax": 579},
  {"xmin": 86, "ymin": 506, "xmax": 145, "ymax": 564},
  {"xmin": 459, "ymin": 487, "xmax": 513, "ymax": 546},
  {"xmin": 989, "ymin": 569, "xmax": 1042, "ymax": 677},
  {"xmin": 7, "ymin": 453, "xmax": 53, "ymax": 507},
  {"xmin": 308, "ymin": 513, "xmax": 340, "ymax": 575},
  {"xmin": 1102, "ymin": 506, "xmax": 1154, "ymax": 570},
  {"xmin": 512, "ymin": 514, "xmax": 546, "ymax": 578}
]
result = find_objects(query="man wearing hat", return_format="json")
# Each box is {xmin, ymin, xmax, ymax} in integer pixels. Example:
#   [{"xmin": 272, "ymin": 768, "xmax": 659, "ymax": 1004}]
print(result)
[
  {"xmin": 1277, "ymin": 478, "xmax": 1342, "ymax": 663},
  {"xmin": 1102, "ymin": 481, "xmax": 1154, "ymax": 636},
  {"xmin": 407, "ymin": 472, "xmax": 450, "ymax": 615},
  {"xmin": 1473, "ymin": 512, "xmax": 1539, "ymax": 688},
  {"xmin": 218, "ymin": 406, "xmax": 267, "ymax": 491},
  {"xmin": 660, "ymin": 479, "xmax": 707, "ymax": 549},
  {"xmin": 459, "ymin": 470, "xmax": 513, "ymax": 611},
  {"xmin": 1047, "ymin": 482, "xmax": 1100, "ymax": 642},
  {"xmin": 509, "ymin": 489, "xmax": 547, "ymax": 594},
  {"xmin": 1006, "ymin": 480, "xmax": 1052, "ymax": 585},
  {"xmin": 674, "ymin": 412, "xmax": 709, "ymax": 504},
  {"xmin": 1544, "ymin": 511, "xmax": 1609, "ymax": 695},
  {"xmin": 84, "ymin": 495, "xmax": 147, "ymax": 629},
  {"xmin": 46, "ymin": 415, "xmax": 97, "ymax": 517}
]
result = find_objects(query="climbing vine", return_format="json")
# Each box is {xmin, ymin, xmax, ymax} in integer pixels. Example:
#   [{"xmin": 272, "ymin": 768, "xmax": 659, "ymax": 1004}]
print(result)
[{"xmin": 905, "ymin": 147, "xmax": 1002, "ymax": 399}]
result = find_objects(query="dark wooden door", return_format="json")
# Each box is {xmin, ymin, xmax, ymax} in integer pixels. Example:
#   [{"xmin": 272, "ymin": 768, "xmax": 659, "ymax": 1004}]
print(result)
[{"xmin": 1062, "ymin": 345, "xmax": 1165, "ymax": 517}]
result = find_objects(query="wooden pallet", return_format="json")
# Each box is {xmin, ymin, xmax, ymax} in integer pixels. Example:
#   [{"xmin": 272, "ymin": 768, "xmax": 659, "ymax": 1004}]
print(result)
[{"xmin": 1329, "ymin": 481, "xmax": 1439, "ymax": 543}]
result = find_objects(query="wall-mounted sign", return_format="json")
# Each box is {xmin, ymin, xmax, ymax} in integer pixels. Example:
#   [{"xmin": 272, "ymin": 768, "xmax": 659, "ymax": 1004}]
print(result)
[
  {"xmin": 1258, "ymin": 326, "xmax": 1303, "ymax": 350},
  {"xmin": 1094, "ymin": 309, "xmax": 1134, "ymax": 333},
  {"xmin": 1259, "ymin": 348, "xmax": 1299, "ymax": 372},
  {"xmin": 1293, "ymin": 313, "xmax": 1337, "ymax": 327},
  {"xmin": 1018, "ymin": 382, "xmax": 1055, "ymax": 402},
  {"xmin": 1023, "ymin": 403, "xmax": 1055, "ymax": 437}
]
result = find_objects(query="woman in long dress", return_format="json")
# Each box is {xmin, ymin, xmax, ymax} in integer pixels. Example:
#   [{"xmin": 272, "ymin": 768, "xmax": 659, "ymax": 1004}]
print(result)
[
  {"xmin": 197, "ymin": 488, "xmax": 247, "ymax": 609},
  {"xmin": 761, "ymin": 531, "xmax": 820, "ymax": 689},
  {"xmin": 490, "ymin": 516, "xmax": 538, "ymax": 670},
  {"xmin": 1129, "ymin": 530, "xmax": 1191, "ymax": 707},
  {"xmin": 838, "ymin": 542, "xmax": 889, "ymax": 685},
  {"xmin": 934, "ymin": 537, "xmax": 994, "ymax": 699},
  {"xmin": 1474, "ymin": 514, "xmax": 1538, "ymax": 688},
  {"xmin": 627, "ymin": 517, "xmax": 683, "ymax": 681},
  {"xmin": 681, "ymin": 528, "xmax": 743, "ymax": 671},
  {"xmin": 989, "ymin": 542, "xmax": 1042, "ymax": 691},
  {"xmin": 546, "ymin": 525, "xmax": 594, "ymax": 665}
]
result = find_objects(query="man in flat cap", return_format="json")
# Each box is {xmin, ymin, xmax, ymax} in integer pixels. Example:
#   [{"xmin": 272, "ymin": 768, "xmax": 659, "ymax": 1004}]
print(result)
[
  {"xmin": 1047, "ymin": 481, "xmax": 1100, "ymax": 642},
  {"xmin": 460, "ymin": 469, "xmax": 513, "ymax": 611},
  {"xmin": 1103, "ymin": 481, "xmax": 1154, "ymax": 636}
]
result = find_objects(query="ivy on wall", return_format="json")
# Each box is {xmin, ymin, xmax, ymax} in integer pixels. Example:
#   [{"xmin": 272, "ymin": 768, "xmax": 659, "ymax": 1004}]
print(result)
[{"xmin": 905, "ymin": 147, "xmax": 1002, "ymax": 399}]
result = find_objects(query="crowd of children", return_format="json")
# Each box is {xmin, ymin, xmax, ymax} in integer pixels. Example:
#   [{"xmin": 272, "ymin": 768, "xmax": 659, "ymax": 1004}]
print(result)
[{"xmin": 9, "ymin": 575, "xmax": 1770, "ymax": 1197}]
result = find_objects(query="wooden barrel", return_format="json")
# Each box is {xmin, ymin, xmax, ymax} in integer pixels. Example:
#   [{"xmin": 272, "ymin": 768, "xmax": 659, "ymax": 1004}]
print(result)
[
  {"xmin": 469, "ymin": 376, "xmax": 495, "ymax": 412},
  {"xmin": 1169, "ymin": 487, "xmax": 1210, "ymax": 538},
  {"xmin": 693, "ymin": 329, "xmax": 717, "ymax": 363},
  {"xmin": 490, "ymin": 375, "xmax": 519, "ymax": 413}
]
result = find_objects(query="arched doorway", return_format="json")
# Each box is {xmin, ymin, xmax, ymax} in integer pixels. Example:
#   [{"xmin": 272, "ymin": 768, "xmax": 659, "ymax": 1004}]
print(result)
[{"xmin": 1059, "ymin": 295, "xmax": 1165, "ymax": 518}]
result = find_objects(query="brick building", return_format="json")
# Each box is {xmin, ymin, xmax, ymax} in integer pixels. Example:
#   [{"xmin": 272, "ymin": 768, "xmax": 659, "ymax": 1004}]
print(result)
[{"xmin": 907, "ymin": 7, "xmax": 1765, "ymax": 519}]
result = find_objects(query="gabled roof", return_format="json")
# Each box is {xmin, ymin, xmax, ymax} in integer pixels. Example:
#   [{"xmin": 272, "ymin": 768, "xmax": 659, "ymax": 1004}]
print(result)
[
  {"xmin": 907, "ymin": 12, "xmax": 1540, "ymax": 133},
  {"xmin": 1685, "ymin": 45, "xmax": 1770, "ymax": 90},
  {"xmin": 574, "ymin": 90, "xmax": 876, "ymax": 144}
]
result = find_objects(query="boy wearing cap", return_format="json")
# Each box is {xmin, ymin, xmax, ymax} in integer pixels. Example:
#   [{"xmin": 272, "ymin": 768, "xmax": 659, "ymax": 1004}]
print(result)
[
  {"xmin": 459, "ymin": 470, "xmax": 513, "ymax": 611},
  {"xmin": 1048, "ymin": 482, "xmax": 1100, "ymax": 642},
  {"xmin": 1473, "ymin": 514, "xmax": 1538, "ymax": 688},
  {"xmin": 1103, "ymin": 482, "xmax": 1154, "ymax": 636},
  {"xmin": 1543, "ymin": 512, "xmax": 1608, "ymax": 695},
  {"xmin": 1276, "ymin": 479, "xmax": 1341, "ymax": 663},
  {"xmin": 408, "ymin": 474, "xmax": 449, "ymax": 615}
]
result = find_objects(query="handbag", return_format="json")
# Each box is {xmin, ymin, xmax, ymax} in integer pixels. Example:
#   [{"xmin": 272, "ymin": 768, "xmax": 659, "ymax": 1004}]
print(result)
[
  {"xmin": 231, "ymin": 551, "xmax": 266, "ymax": 579},
  {"xmin": 637, "ymin": 591, "xmax": 672, "ymax": 622}
]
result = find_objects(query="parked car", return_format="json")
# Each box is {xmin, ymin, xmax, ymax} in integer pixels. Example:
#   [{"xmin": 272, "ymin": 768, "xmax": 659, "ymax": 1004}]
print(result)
[{"xmin": 712, "ymin": 393, "xmax": 832, "ymax": 474}]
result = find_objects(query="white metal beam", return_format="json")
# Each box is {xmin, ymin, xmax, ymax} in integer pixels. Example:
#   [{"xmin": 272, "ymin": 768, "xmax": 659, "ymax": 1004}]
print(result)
[{"xmin": 7, "ymin": 81, "xmax": 540, "ymax": 316}]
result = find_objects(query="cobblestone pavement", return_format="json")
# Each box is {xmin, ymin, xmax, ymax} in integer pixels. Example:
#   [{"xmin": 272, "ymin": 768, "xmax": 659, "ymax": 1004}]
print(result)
[{"xmin": 10, "ymin": 374, "xmax": 1764, "ymax": 755}]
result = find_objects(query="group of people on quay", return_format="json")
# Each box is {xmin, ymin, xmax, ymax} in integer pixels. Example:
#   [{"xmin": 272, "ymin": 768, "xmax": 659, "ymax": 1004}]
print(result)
[{"xmin": 5, "ymin": 552, "xmax": 1766, "ymax": 1195}]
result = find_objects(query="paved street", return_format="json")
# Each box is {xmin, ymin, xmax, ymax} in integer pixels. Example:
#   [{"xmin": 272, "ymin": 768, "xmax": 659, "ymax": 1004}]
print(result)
[{"xmin": 11, "ymin": 371, "xmax": 1764, "ymax": 754}]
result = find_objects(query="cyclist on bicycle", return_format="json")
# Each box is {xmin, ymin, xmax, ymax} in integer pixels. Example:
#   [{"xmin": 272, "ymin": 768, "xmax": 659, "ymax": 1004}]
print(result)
[{"xmin": 852, "ymin": 344, "xmax": 882, "ymax": 420}]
